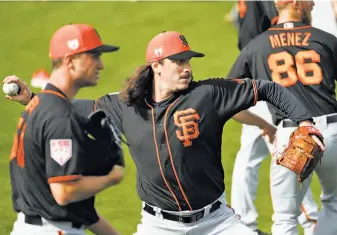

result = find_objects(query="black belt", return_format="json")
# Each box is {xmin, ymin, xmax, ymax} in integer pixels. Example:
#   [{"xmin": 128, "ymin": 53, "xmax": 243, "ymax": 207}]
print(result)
[
  {"xmin": 283, "ymin": 115, "xmax": 337, "ymax": 128},
  {"xmin": 24, "ymin": 214, "xmax": 82, "ymax": 229},
  {"xmin": 143, "ymin": 200, "xmax": 222, "ymax": 223}
]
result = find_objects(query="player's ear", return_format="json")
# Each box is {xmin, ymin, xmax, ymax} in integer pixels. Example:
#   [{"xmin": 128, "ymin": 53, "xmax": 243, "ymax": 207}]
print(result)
[
  {"xmin": 63, "ymin": 54, "xmax": 77, "ymax": 70},
  {"xmin": 151, "ymin": 61, "xmax": 161, "ymax": 75}
]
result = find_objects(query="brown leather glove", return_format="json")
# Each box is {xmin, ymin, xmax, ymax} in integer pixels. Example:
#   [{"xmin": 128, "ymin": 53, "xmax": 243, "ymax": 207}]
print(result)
[{"xmin": 276, "ymin": 126, "xmax": 324, "ymax": 182}]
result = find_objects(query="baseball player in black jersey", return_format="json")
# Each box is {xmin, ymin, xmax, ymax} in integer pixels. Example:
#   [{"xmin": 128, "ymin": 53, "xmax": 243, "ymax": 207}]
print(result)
[
  {"xmin": 5, "ymin": 30, "xmax": 323, "ymax": 235},
  {"xmin": 231, "ymin": 1, "xmax": 319, "ymax": 235},
  {"xmin": 237, "ymin": 0, "xmax": 279, "ymax": 50},
  {"xmin": 4, "ymin": 24, "xmax": 124, "ymax": 235},
  {"xmin": 228, "ymin": 1, "xmax": 337, "ymax": 234}
]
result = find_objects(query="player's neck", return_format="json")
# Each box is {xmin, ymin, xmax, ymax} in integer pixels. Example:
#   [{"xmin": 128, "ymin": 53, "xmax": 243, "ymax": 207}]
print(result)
[
  {"xmin": 48, "ymin": 71, "xmax": 79, "ymax": 101},
  {"xmin": 277, "ymin": 12, "xmax": 302, "ymax": 24},
  {"xmin": 152, "ymin": 78, "xmax": 174, "ymax": 103}
]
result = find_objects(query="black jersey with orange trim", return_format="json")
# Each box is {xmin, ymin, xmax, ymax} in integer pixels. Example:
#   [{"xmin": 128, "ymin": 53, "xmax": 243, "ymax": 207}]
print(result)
[
  {"xmin": 72, "ymin": 78, "xmax": 310, "ymax": 211},
  {"xmin": 238, "ymin": 0, "xmax": 278, "ymax": 50},
  {"xmin": 228, "ymin": 21, "xmax": 337, "ymax": 124},
  {"xmin": 9, "ymin": 83, "xmax": 106, "ymax": 226}
]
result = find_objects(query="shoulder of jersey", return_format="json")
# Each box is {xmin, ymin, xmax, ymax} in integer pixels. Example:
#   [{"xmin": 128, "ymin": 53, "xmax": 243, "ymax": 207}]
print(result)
[
  {"xmin": 195, "ymin": 78, "xmax": 242, "ymax": 86},
  {"xmin": 36, "ymin": 92, "xmax": 72, "ymax": 117},
  {"xmin": 311, "ymin": 26, "xmax": 337, "ymax": 43}
]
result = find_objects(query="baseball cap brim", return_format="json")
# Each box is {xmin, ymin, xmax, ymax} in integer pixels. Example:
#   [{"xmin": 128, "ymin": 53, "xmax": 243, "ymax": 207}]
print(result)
[
  {"xmin": 167, "ymin": 50, "xmax": 205, "ymax": 60},
  {"xmin": 88, "ymin": 44, "xmax": 120, "ymax": 53}
]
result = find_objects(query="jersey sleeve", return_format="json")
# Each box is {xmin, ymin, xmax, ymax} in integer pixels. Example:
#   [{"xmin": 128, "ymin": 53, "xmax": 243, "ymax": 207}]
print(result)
[
  {"xmin": 227, "ymin": 47, "xmax": 252, "ymax": 79},
  {"xmin": 209, "ymin": 78, "xmax": 312, "ymax": 123},
  {"xmin": 72, "ymin": 93, "xmax": 123, "ymax": 132},
  {"xmin": 72, "ymin": 99, "xmax": 95, "ymax": 118},
  {"xmin": 94, "ymin": 93, "xmax": 123, "ymax": 132},
  {"xmin": 45, "ymin": 116, "xmax": 87, "ymax": 183},
  {"xmin": 210, "ymin": 78, "xmax": 258, "ymax": 121}
]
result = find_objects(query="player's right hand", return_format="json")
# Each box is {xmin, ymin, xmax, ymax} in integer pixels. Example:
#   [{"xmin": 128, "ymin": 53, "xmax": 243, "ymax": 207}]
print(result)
[
  {"xmin": 3, "ymin": 75, "xmax": 32, "ymax": 105},
  {"xmin": 261, "ymin": 123, "xmax": 277, "ymax": 144}
]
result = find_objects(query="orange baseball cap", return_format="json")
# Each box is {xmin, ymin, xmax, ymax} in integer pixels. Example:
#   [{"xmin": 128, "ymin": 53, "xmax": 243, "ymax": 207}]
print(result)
[
  {"xmin": 146, "ymin": 31, "xmax": 204, "ymax": 63},
  {"xmin": 49, "ymin": 24, "xmax": 119, "ymax": 60}
]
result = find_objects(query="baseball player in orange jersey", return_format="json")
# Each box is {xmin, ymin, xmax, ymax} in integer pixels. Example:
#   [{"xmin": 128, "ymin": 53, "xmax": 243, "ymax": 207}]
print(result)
[
  {"xmin": 4, "ymin": 30, "xmax": 324, "ymax": 235},
  {"xmin": 228, "ymin": 0, "xmax": 337, "ymax": 234},
  {"xmin": 230, "ymin": 1, "xmax": 318, "ymax": 234}
]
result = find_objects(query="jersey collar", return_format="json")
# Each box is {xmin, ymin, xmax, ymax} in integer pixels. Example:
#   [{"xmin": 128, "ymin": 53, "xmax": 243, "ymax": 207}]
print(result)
[
  {"xmin": 44, "ymin": 83, "xmax": 69, "ymax": 101},
  {"xmin": 272, "ymin": 21, "xmax": 310, "ymax": 29}
]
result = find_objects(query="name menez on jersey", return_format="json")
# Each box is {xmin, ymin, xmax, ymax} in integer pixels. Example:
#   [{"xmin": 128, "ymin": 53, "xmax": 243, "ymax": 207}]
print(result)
[{"xmin": 269, "ymin": 32, "xmax": 311, "ymax": 48}]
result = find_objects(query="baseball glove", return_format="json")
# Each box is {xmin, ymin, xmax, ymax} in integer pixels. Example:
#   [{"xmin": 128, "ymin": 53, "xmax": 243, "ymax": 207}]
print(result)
[
  {"xmin": 84, "ymin": 109, "xmax": 125, "ymax": 176},
  {"xmin": 276, "ymin": 126, "xmax": 324, "ymax": 182}
]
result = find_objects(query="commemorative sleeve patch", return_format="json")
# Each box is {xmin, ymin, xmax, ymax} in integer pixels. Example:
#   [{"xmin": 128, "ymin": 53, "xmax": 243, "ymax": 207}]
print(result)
[{"xmin": 50, "ymin": 139, "xmax": 72, "ymax": 166}]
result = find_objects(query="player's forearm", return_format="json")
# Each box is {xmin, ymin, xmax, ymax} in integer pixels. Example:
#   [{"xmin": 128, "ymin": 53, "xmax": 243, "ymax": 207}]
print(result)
[
  {"xmin": 256, "ymin": 80, "xmax": 313, "ymax": 123},
  {"xmin": 50, "ymin": 166, "xmax": 124, "ymax": 205},
  {"xmin": 87, "ymin": 215, "xmax": 120, "ymax": 235},
  {"xmin": 233, "ymin": 110, "xmax": 269, "ymax": 128}
]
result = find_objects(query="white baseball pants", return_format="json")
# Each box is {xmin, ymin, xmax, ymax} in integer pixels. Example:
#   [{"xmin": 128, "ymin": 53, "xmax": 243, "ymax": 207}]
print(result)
[
  {"xmin": 271, "ymin": 114, "xmax": 337, "ymax": 235},
  {"xmin": 10, "ymin": 212, "xmax": 86, "ymax": 235},
  {"xmin": 134, "ymin": 192, "xmax": 256, "ymax": 235}
]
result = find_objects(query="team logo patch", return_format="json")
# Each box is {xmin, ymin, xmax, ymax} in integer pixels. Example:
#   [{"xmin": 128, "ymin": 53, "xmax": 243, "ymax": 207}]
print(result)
[
  {"xmin": 174, "ymin": 108, "xmax": 200, "ymax": 147},
  {"xmin": 178, "ymin": 35, "xmax": 189, "ymax": 47},
  {"xmin": 67, "ymin": 39, "xmax": 79, "ymax": 50},
  {"xmin": 50, "ymin": 139, "xmax": 72, "ymax": 166},
  {"xmin": 284, "ymin": 22, "xmax": 294, "ymax": 29}
]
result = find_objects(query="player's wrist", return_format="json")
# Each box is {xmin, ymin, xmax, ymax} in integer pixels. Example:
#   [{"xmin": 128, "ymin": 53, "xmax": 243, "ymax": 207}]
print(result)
[
  {"xmin": 298, "ymin": 119, "xmax": 314, "ymax": 127},
  {"xmin": 106, "ymin": 165, "xmax": 124, "ymax": 187}
]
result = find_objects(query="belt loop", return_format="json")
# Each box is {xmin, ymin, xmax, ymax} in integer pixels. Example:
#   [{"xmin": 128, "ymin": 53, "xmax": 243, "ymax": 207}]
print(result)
[
  {"xmin": 154, "ymin": 206, "xmax": 163, "ymax": 219},
  {"xmin": 204, "ymin": 205, "xmax": 211, "ymax": 217}
]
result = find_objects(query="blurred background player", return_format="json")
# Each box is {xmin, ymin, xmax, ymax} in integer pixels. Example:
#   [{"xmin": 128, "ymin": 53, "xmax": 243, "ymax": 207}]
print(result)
[
  {"xmin": 226, "ymin": 1, "xmax": 319, "ymax": 235},
  {"xmin": 30, "ymin": 69, "xmax": 50, "ymax": 90},
  {"xmin": 228, "ymin": 0, "xmax": 337, "ymax": 234}
]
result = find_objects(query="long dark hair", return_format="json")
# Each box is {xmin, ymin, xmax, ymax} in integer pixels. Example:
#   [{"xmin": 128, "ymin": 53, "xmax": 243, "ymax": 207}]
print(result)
[{"xmin": 120, "ymin": 64, "xmax": 154, "ymax": 107}]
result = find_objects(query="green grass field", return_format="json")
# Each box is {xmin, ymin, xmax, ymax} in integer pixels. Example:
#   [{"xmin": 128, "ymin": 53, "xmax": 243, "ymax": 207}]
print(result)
[{"xmin": 0, "ymin": 2, "xmax": 323, "ymax": 234}]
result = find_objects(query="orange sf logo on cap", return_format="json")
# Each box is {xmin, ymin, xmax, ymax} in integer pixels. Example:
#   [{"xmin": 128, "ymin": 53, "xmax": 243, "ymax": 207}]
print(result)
[{"xmin": 179, "ymin": 35, "xmax": 189, "ymax": 47}]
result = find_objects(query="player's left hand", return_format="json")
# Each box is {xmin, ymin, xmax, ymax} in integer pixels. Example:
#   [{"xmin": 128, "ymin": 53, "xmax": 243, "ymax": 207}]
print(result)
[
  {"xmin": 261, "ymin": 123, "xmax": 277, "ymax": 143},
  {"xmin": 299, "ymin": 120, "xmax": 325, "ymax": 151}
]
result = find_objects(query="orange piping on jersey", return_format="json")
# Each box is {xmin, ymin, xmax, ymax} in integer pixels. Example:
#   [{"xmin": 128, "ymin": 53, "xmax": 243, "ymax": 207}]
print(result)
[
  {"xmin": 251, "ymin": 79, "xmax": 258, "ymax": 105},
  {"xmin": 301, "ymin": 204, "xmax": 318, "ymax": 224},
  {"xmin": 271, "ymin": 16, "xmax": 279, "ymax": 25},
  {"xmin": 145, "ymin": 100, "xmax": 182, "ymax": 211},
  {"xmin": 25, "ymin": 96, "xmax": 40, "ymax": 116},
  {"xmin": 48, "ymin": 175, "xmax": 81, "ymax": 183},
  {"xmin": 269, "ymin": 26, "xmax": 312, "ymax": 31},
  {"xmin": 164, "ymin": 97, "xmax": 193, "ymax": 211},
  {"xmin": 10, "ymin": 117, "xmax": 24, "ymax": 161},
  {"xmin": 17, "ymin": 123, "xmax": 27, "ymax": 168},
  {"xmin": 93, "ymin": 97, "xmax": 102, "ymax": 112},
  {"xmin": 41, "ymin": 90, "xmax": 68, "ymax": 100}
]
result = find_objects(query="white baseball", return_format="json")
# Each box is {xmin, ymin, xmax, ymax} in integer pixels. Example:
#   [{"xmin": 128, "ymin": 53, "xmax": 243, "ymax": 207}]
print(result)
[{"xmin": 3, "ymin": 83, "xmax": 20, "ymax": 96}]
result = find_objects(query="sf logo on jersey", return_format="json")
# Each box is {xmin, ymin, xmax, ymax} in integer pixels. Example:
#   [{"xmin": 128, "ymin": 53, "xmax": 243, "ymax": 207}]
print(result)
[{"xmin": 174, "ymin": 108, "xmax": 200, "ymax": 147}]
